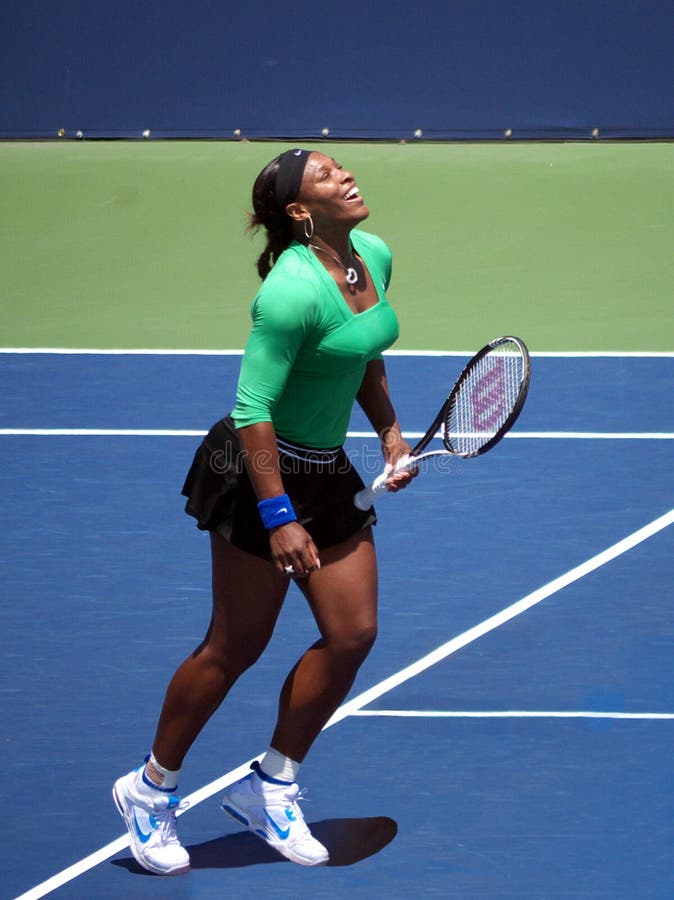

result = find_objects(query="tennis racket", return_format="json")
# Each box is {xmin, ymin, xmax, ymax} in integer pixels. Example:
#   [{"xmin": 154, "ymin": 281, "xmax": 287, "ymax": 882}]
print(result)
[{"xmin": 354, "ymin": 335, "xmax": 531, "ymax": 510}]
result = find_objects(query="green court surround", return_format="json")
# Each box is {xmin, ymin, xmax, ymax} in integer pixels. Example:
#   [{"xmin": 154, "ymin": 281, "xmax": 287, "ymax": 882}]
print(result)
[{"xmin": 1, "ymin": 141, "xmax": 672, "ymax": 351}]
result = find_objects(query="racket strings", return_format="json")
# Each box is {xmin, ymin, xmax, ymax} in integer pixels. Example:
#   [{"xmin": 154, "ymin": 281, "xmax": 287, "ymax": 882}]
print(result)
[{"xmin": 444, "ymin": 341, "xmax": 525, "ymax": 456}]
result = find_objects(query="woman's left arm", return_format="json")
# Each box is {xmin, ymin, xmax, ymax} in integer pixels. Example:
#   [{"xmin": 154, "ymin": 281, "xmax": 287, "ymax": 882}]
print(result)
[{"xmin": 356, "ymin": 359, "xmax": 417, "ymax": 492}]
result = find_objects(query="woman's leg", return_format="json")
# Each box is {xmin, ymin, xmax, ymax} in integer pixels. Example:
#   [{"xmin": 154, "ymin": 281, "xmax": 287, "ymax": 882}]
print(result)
[
  {"xmin": 151, "ymin": 533, "xmax": 289, "ymax": 770},
  {"xmin": 269, "ymin": 527, "xmax": 378, "ymax": 762}
]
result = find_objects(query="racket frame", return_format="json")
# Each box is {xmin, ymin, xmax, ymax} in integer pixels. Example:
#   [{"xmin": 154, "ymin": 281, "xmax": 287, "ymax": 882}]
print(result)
[{"xmin": 433, "ymin": 334, "xmax": 531, "ymax": 459}]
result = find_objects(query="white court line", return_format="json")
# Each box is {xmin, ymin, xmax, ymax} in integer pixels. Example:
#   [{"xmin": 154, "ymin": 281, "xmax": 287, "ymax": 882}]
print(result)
[
  {"xmin": 0, "ymin": 348, "xmax": 248, "ymax": 356},
  {"xmin": 350, "ymin": 431, "xmax": 674, "ymax": 441},
  {"xmin": 503, "ymin": 432, "xmax": 674, "ymax": 440},
  {"xmin": 2, "ymin": 429, "xmax": 673, "ymax": 439},
  {"xmin": 15, "ymin": 507, "xmax": 674, "ymax": 900},
  {"xmin": 387, "ymin": 350, "xmax": 674, "ymax": 358},
  {"xmin": 321, "ymin": 508, "xmax": 674, "ymax": 729},
  {"xmin": 0, "ymin": 429, "xmax": 208, "ymax": 437},
  {"xmin": 351, "ymin": 710, "xmax": 674, "ymax": 720},
  {"xmin": 1, "ymin": 348, "xmax": 674, "ymax": 358}
]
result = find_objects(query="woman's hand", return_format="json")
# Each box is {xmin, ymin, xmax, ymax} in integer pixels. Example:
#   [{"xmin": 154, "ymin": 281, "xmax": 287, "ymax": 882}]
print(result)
[
  {"xmin": 269, "ymin": 521, "xmax": 321, "ymax": 578},
  {"xmin": 236, "ymin": 423, "xmax": 321, "ymax": 577},
  {"xmin": 381, "ymin": 429, "xmax": 418, "ymax": 493}
]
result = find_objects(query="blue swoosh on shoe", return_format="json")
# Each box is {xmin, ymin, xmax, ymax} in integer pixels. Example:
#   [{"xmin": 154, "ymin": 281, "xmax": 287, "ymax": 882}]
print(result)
[
  {"xmin": 264, "ymin": 810, "xmax": 290, "ymax": 840},
  {"xmin": 133, "ymin": 810, "xmax": 153, "ymax": 844}
]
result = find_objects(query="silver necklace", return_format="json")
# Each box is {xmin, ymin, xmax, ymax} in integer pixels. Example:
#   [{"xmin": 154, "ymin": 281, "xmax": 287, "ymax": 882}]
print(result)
[{"xmin": 309, "ymin": 243, "xmax": 359, "ymax": 285}]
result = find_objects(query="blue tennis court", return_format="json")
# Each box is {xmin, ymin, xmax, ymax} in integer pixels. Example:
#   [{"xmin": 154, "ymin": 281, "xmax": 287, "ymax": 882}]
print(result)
[{"xmin": 3, "ymin": 351, "xmax": 673, "ymax": 899}]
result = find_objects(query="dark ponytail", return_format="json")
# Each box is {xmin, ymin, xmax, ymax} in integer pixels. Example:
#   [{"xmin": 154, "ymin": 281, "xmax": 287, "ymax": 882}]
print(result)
[{"xmin": 248, "ymin": 155, "xmax": 294, "ymax": 280}]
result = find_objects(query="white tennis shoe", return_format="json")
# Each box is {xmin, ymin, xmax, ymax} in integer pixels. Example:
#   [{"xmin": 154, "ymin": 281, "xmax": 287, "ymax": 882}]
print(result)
[
  {"xmin": 113, "ymin": 767, "xmax": 190, "ymax": 876},
  {"xmin": 221, "ymin": 764, "xmax": 329, "ymax": 866}
]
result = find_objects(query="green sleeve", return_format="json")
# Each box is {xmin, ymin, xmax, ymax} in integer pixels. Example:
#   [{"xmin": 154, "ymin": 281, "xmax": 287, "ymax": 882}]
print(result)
[{"xmin": 232, "ymin": 271, "xmax": 319, "ymax": 428}]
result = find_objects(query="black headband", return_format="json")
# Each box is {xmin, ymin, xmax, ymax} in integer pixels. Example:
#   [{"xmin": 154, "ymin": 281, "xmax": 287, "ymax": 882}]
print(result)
[{"xmin": 274, "ymin": 148, "xmax": 311, "ymax": 213}]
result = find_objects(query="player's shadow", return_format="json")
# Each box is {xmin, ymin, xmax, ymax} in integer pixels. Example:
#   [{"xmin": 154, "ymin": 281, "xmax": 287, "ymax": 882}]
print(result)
[{"xmin": 112, "ymin": 816, "xmax": 397, "ymax": 872}]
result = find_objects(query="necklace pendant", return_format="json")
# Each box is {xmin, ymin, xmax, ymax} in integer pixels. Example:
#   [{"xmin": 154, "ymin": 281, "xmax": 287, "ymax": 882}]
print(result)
[{"xmin": 346, "ymin": 267, "xmax": 358, "ymax": 285}]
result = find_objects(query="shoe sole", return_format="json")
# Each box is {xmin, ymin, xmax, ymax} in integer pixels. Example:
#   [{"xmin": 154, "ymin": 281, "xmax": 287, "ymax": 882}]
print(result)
[
  {"xmin": 222, "ymin": 798, "xmax": 328, "ymax": 867},
  {"xmin": 112, "ymin": 781, "xmax": 190, "ymax": 876}
]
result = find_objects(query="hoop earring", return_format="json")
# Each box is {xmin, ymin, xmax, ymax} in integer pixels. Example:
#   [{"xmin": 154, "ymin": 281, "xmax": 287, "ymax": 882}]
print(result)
[{"xmin": 303, "ymin": 216, "xmax": 314, "ymax": 240}]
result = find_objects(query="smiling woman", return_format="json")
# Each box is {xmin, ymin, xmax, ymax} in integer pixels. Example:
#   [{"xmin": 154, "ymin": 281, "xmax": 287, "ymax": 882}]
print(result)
[
  {"xmin": 294, "ymin": 154, "xmax": 376, "ymax": 303},
  {"xmin": 250, "ymin": 150, "xmax": 375, "ymax": 311},
  {"xmin": 113, "ymin": 147, "xmax": 417, "ymax": 876}
]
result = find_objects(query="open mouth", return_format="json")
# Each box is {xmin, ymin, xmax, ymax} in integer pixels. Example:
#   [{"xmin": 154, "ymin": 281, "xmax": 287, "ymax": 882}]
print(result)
[{"xmin": 343, "ymin": 185, "xmax": 361, "ymax": 201}]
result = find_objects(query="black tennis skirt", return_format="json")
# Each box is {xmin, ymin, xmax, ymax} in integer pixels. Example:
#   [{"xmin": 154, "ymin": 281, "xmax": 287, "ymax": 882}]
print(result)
[{"xmin": 181, "ymin": 416, "xmax": 376, "ymax": 561}]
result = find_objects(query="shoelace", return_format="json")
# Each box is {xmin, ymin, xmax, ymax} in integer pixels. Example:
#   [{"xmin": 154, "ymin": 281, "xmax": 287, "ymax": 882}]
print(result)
[
  {"xmin": 154, "ymin": 799, "xmax": 189, "ymax": 844},
  {"xmin": 283, "ymin": 789, "xmax": 313, "ymax": 837},
  {"xmin": 256, "ymin": 779, "xmax": 317, "ymax": 839}
]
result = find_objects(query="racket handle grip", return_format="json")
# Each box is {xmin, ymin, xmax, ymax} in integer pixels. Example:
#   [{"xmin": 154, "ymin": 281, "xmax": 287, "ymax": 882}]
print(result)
[
  {"xmin": 353, "ymin": 471, "xmax": 389, "ymax": 511},
  {"xmin": 353, "ymin": 456, "xmax": 414, "ymax": 510}
]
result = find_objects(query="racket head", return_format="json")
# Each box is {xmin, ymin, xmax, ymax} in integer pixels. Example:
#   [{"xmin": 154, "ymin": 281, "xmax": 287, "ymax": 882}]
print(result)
[{"xmin": 441, "ymin": 335, "xmax": 531, "ymax": 458}]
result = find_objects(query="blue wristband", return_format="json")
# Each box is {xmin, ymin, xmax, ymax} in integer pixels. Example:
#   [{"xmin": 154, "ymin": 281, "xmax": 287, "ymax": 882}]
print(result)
[{"xmin": 257, "ymin": 493, "xmax": 297, "ymax": 529}]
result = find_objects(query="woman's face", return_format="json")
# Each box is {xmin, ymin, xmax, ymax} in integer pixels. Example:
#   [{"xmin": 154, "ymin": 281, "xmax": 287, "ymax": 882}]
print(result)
[{"xmin": 294, "ymin": 152, "xmax": 369, "ymax": 229}]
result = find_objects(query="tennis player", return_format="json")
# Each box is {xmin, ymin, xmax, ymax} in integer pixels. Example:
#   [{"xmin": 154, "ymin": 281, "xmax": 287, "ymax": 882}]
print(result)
[{"xmin": 113, "ymin": 148, "xmax": 415, "ymax": 874}]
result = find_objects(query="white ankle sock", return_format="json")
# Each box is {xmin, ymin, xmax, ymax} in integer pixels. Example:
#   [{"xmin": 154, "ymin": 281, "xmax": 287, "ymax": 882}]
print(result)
[
  {"xmin": 258, "ymin": 747, "xmax": 300, "ymax": 784},
  {"xmin": 142, "ymin": 751, "xmax": 180, "ymax": 792}
]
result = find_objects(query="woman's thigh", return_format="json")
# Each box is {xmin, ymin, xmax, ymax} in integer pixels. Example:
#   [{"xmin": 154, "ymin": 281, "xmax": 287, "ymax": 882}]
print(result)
[
  {"xmin": 297, "ymin": 527, "xmax": 378, "ymax": 647},
  {"xmin": 207, "ymin": 532, "xmax": 290, "ymax": 666}
]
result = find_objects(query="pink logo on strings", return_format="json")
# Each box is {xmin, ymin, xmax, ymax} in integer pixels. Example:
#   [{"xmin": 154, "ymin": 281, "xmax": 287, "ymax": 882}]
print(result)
[{"xmin": 471, "ymin": 358, "xmax": 506, "ymax": 432}]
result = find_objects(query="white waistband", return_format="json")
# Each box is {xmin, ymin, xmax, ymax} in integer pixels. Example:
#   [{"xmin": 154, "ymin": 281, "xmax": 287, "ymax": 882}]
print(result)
[{"xmin": 276, "ymin": 435, "xmax": 342, "ymax": 465}]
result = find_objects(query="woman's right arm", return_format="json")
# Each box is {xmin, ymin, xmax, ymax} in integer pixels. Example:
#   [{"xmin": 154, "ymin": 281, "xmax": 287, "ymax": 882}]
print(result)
[{"xmin": 233, "ymin": 277, "xmax": 321, "ymax": 576}]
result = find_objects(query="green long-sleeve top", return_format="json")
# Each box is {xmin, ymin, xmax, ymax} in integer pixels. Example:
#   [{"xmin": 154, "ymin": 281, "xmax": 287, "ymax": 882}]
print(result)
[{"xmin": 232, "ymin": 230, "xmax": 400, "ymax": 448}]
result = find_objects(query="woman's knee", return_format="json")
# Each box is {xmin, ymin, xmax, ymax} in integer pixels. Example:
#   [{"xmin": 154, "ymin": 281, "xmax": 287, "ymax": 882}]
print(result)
[
  {"xmin": 330, "ymin": 620, "xmax": 378, "ymax": 662},
  {"xmin": 194, "ymin": 628, "xmax": 271, "ymax": 684}
]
